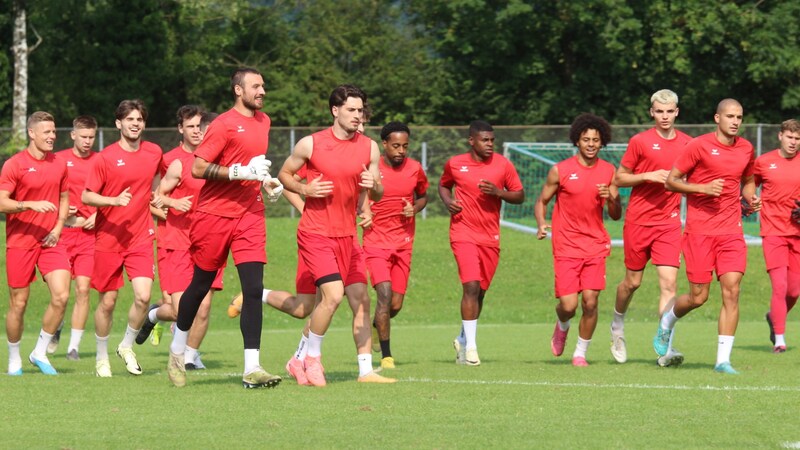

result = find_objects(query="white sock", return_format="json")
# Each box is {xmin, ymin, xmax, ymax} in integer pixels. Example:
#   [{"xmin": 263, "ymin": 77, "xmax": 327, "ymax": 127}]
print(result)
[
  {"xmin": 307, "ymin": 331, "xmax": 324, "ymax": 358},
  {"xmin": 660, "ymin": 307, "xmax": 679, "ymax": 330},
  {"xmin": 244, "ymin": 348, "xmax": 260, "ymax": 373},
  {"xmin": 7, "ymin": 341, "xmax": 22, "ymax": 373},
  {"xmin": 456, "ymin": 326, "xmax": 466, "ymax": 346},
  {"xmin": 119, "ymin": 325, "xmax": 139, "ymax": 348},
  {"xmin": 33, "ymin": 329, "xmax": 54, "ymax": 359},
  {"xmin": 357, "ymin": 353, "xmax": 372, "ymax": 377},
  {"xmin": 293, "ymin": 334, "xmax": 308, "ymax": 360},
  {"xmin": 716, "ymin": 335, "xmax": 735, "ymax": 365},
  {"xmin": 775, "ymin": 334, "xmax": 786, "ymax": 347},
  {"xmin": 667, "ymin": 327, "xmax": 677, "ymax": 353},
  {"xmin": 184, "ymin": 346, "xmax": 198, "ymax": 365},
  {"xmin": 68, "ymin": 329, "xmax": 84, "ymax": 352},
  {"xmin": 170, "ymin": 328, "xmax": 188, "ymax": 355},
  {"xmin": 573, "ymin": 337, "xmax": 591, "ymax": 358},
  {"xmin": 96, "ymin": 334, "xmax": 109, "ymax": 361},
  {"xmin": 462, "ymin": 319, "xmax": 478, "ymax": 350},
  {"xmin": 262, "ymin": 289, "xmax": 272, "ymax": 303},
  {"xmin": 611, "ymin": 309, "xmax": 625, "ymax": 333},
  {"xmin": 558, "ymin": 319, "xmax": 570, "ymax": 331},
  {"xmin": 148, "ymin": 307, "xmax": 160, "ymax": 323}
]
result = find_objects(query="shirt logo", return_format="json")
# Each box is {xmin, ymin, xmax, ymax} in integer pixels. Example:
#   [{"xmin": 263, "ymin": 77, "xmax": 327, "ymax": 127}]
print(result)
[
  {"xmin": 568, "ymin": 173, "xmax": 579, "ymax": 180},
  {"xmin": 237, "ymin": 125, "xmax": 245, "ymax": 133},
  {"xmin": 493, "ymin": 235, "xmax": 499, "ymax": 240},
  {"xmin": 148, "ymin": 228, "xmax": 155, "ymax": 236},
  {"xmin": 769, "ymin": 163, "xmax": 778, "ymax": 170},
  {"xmin": 710, "ymin": 148, "xmax": 720, "ymax": 156},
  {"xmin": 117, "ymin": 159, "xmax": 126, "ymax": 167},
  {"xmin": 652, "ymin": 143, "xmax": 661, "ymax": 151},
  {"xmin": 66, "ymin": 161, "xmax": 74, "ymax": 167},
  {"xmin": 27, "ymin": 167, "xmax": 36, "ymax": 172},
  {"xmin": 670, "ymin": 212, "xmax": 678, "ymax": 218},
  {"xmin": 459, "ymin": 166, "xmax": 469, "ymax": 172}
]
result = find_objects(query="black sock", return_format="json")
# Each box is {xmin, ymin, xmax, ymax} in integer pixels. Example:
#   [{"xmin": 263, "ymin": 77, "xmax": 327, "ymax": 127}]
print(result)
[{"xmin": 380, "ymin": 339, "xmax": 392, "ymax": 358}]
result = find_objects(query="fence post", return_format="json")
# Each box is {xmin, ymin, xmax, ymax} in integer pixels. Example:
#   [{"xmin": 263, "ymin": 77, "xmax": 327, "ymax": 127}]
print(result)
[{"xmin": 421, "ymin": 141, "xmax": 428, "ymax": 220}]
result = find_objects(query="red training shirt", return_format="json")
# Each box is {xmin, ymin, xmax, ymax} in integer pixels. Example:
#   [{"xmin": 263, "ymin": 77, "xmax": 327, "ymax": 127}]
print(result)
[{"xmin": 754, "ymin": 149, "xmax": 800, "ymax": 237}]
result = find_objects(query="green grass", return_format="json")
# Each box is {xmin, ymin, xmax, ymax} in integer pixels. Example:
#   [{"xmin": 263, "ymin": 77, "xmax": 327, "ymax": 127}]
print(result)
[{"xmin": 0, "ymin": 217, "xmax": 793, "ymax": 449}]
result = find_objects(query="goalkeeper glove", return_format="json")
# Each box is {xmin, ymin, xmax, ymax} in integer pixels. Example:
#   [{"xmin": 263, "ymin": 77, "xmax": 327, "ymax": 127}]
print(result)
[{"xmin": 229, "ymin": 155, "xmax": 271, "ymax": 181}]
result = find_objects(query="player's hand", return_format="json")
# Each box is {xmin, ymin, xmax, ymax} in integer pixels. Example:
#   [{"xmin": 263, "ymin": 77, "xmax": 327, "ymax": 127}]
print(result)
[
  {"xmin": 28, "ymin": 200, "xmax": 58, "ymax": 213},
  {"xmin": 358, "ymin": 209, "xmax": 373, "ymax": 229},
  {"xmin": 303, "ymin": 174, "xmax": 334, "ymax": 197},
  {"xmin": 702, "ymin": 179, "xmax": 724, "ymax": 197},
  {"xmin": 68, "ymin": 205, "xmax": 78, "ymax": 216},
  {"xmin": 116, "ymin": 187, "xmax": 132, "ymax": 206},
  {"xmin": 645, "ymin": 169, "xmax": 669, "ymax": 184},
  {"xmin": 537, "ymin": 224, "xmax": 551, "ymax": 240},
  {"xmin": 229, "ymin": 155, "xmax": 271, "ymax": 181},
  {"xmin": 359, "ymin": 164, "xmax": 375, "ymax": 189},
  {"xmin": 263, "ymin": 177, "xmax": 284, "ymax": 203},
  {"xmin": 41, "ymin": 231, "xmax": 59, "ymax": 248},
  {"xmin": 150, "ymin": 191, "xmax": 164, "ymax": 209},
  {"xmin": 172, "ymin": 195, "xmax": 194, "ymax": 212},
  {"xmin": 446, "ymin": 197, "xmax": 462, "ymax": 215},
  {"xmin": 402, "ymin": 198, "xmax": 415, "ymax": 217},
  {"xmin": 478, "ymin": 179, "xmax": 499, "ymax": 196},
  {"xmin": 792, "ymin": 199, "xmax": 800, "ymax": 224},
  {"xmin": 597, "ymin": 184, "xmax": 612, "ymax": 199},
  {"xmin": 83, "ymin": 213, "xmax": 96, "ymax": 230}
]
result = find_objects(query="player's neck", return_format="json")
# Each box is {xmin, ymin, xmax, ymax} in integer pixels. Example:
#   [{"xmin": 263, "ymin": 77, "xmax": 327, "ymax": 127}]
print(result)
[
  {"xmin": 714, "ymin": 130, "xmax": 736, "ymax": 147},
  {"xmin": 779, "ymin": 148, "xmax": 795, "ymax": 159},
  {"xmin": 654, "ymin": 127, "xmax": 676, "ymax": 140},
  {"xmin": 72, "ymin": 147, "xmax": 91, "ymax": 159},
  {"xmin": 181, "ymin": 141, "xmax": 197, "ymax": 153},
  {"xmin": 331, "ymin": 123, "xmax": 356, "ymax": 141},
  {"xmin": 25, "ymin": 145, "xmax": 47, "ymax": 160},
  {"xmin": 118, "ymin": 136, "xmax": 141, "ymax": 152},
  {"xmin": 577, "ymin": 154, "xmax": 597, "ymax": 167},
  {"xmin": 233, "ymin": 102, "xmax": 256, "ymax": 118}
]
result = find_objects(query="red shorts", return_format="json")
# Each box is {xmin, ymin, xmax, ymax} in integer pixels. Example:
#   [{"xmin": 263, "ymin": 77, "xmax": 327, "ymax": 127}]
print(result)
[
  {"xmin": 682, "ymin": 233, "xmax": 746, "ymax": 284},
  {"xmin": 6, "ymin": 245, "xmax": 70, "ymax": 288},
  {"xmin": 297, "ymin": 229, "xmax": 353, "ymax": 286},
  {"xmin": 61, "ymin": 228, "xmax": 95, "ymax": 278},
  {"xmin": 295, "ymin": 256, "xmax": 316, "ymax": 295},
  {"xmin": 161, "ymin": 248, "xmax": 224, "ymax": 294},
  {"xmin": 91, "ymin": 241, "xmax": 155, "ymax": 292},
  {"xmin": 346, "ymin": 240, "xmax": 368, "ymax": 286},
  {"xmin": 623, "ymin": 222, "xmax": 681, "ymax": 270},
  {"xmin": 762, "ymin": 235, "xmax": 800, "ymax": 273},
  {"xmin": 451, "ymin": 241, "xmax": 500, "ymax": 291},
  {"xmin": 364, "ymin": 246, "xmax": 413, "ymax": 294},
  {"xmin": 190, "ymin": 210, "xmax": 266, "ymax": 271},
  {"xmin": 554, "ymin": 256, "xmax": 607, "ymax": 297}
]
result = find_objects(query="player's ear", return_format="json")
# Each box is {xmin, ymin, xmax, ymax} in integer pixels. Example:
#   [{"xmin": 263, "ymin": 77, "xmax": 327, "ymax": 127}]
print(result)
[{"xmin": 675, "ymin": 107, "xmax": 679, "ymax": 117}]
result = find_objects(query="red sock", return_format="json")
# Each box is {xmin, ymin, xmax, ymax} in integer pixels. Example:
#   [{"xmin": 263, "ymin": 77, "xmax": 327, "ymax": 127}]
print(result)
[
  {"xmin": 786, "ymin": 270, "xmax": 800, "ymax": 313},
  {"xmin": 769, "ymin": 268, "xmax": 789, "ymax": 334}
]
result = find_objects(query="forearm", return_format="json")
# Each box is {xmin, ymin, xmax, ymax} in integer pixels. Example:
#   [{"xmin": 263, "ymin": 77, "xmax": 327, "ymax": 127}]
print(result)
[
  {"xmin": 533, "ymin": 200, "xmax": 547, "ymax": 228},
  {"xmin": 368, "ymin": 182, "xmax": 383, "ymax": 202},
  {"xmin": 0, "ymin": 197, "xmax": 26, "ymax": 214},
  {"xmin": 414, "ymin": 195, "xmax": 428, "ymax": 214},
  {"xmin": 498, "ymin": 189, "xmax": 524, "ymax": 204},
  {"xmin": 615, "ymin": 171, "xmax": 646, "ymax": 188},
  {"xmin": 82, "ymin": 191, "xmax": 119, "ymax": 207}
]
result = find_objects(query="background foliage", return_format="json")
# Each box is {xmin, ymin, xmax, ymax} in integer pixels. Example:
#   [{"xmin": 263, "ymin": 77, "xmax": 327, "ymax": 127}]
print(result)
[{"xmin": 0, "ymin": 0, "xmax": 798, "ymax": 130}]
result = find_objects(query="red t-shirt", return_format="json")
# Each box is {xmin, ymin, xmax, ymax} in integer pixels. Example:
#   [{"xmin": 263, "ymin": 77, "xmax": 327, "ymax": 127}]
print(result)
[
  {"xmin": 298, "ymin": 128, "xmax": 372, "ymax": 237},
  {"xmin": 440, "ymin": 152, "xmax": 523, "ymax": 247},
  {"xmin": 674, "ymin": 133, "xmax": 754, "ymax": 235},
  {"xmin": 156, "ymin": 146, "xmax": 190, "ymax": 248},
  {"xmin": 194, "ymin": 108, "xmax": 270, "ymax": 218},
  {"xmin": 84, "ymin": 141, "xmax": 163, "ymax": 252},
  {"xmin": 0, "ymin": 150, "xmax": 68, "ymax": 248},
  {"xmin": 362, "ymin": 157, "xmax": 429, "ymax": 249},
  {"xmin": 620, "ymin": 128, "xmax": 692, "ymax": 225},
  {"xmin": 55, "ymin": 149, "xmax": 97, "ymax": 220},
  {"xmin": 551, "ymin": 156, "xmax": 615, "ymax": 258},
  {"xmin": 164, "ymin": 150, "xmax": 207, "ymax": 250},
  {"xmin": 754, "ymin": 149, "xmax": 800, "ymax": 237}
]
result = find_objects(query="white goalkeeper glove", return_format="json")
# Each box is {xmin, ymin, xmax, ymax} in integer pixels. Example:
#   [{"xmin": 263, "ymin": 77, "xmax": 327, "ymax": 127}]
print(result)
[
  {"xmin": 229, "ymin": 155, "xmax": 271, "ymax": 181},
  {"xmin": 263, "ymin": 177, "xmax": 284, "ymax": 203}
]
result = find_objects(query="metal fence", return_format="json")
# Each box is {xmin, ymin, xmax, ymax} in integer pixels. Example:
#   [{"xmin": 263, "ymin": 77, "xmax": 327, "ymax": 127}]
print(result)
[{"xmin": 0, "ymin": 123, "xmax": 782, "ymax": 222}]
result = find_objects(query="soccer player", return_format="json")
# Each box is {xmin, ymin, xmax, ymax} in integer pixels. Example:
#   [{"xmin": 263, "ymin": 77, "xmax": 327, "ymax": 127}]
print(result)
[
  {"xmin": 755, "ymin": 119, "xmax": 800, "ymax": 353},
  {"xmin": 0, "ymin": 111, "xmax": 71, "ymax": 375},
  {"xmin": 277, "ymin": 84, "xmax": 385, "ymax": 386},
  {"xmin": 82, "ymin": 99, "xmax": 163, "ymax": 378},
  {"xmin": 54, "ymin": 115, "xmax": 99, "ymax": 361},
  {"xmin": 610, "ymin": 89, "xmax": 692, "ymax": 366},
  {"xmin": 535, "ymin": 113, "xmax": 621, "ymax": 367},
  {"xmin": 364, "ymin": 122, "xmax": 429, "ymax": 369},
  {"xmin": 653, "ymin": 98, "xmax": 759, "ymax": 375},
  {"xmin": 136, "ymin": 106, "xmax": 221, "ymax": 371},
  {"xmin": 166, "ymin": 67, "xmax": 282, "ymax": 389},
  {"xmin": 439, "ymin": 120, "xmax": 524, "ymax": 366}
]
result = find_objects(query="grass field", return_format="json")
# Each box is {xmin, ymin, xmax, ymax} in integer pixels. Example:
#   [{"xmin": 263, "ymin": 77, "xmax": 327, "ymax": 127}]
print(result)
[{"xmin": 1, "ymin": 217, "xmax": 797, "ymax": 449}]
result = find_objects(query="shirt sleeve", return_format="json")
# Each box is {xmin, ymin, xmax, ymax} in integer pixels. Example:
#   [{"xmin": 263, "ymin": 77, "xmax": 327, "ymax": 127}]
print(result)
[
  {"xmin": 439, "ymin": 160, "xmax": 454, "ymax": 189},
  {"xmin": 194, "ymin": 120, "xmax": 227, "ymax": 164},
  {"xmin": 504, "ymin": 159, "xmax": 524, "ymax": 192},
  {"xmin": 415, "ymin": 165, "xmax": 429, "ymax": 197},
  {"xmin": 0, "ymin": 157, "xmax": 19, "ymax": 193}
]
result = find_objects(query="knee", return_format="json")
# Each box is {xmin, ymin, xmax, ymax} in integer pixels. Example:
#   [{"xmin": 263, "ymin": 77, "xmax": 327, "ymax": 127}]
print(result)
[
  {"xmin": 581, "ymin": 296, "xmax": 599, "ymax": 315},
  {"xmin": 390, "ymin": 304, "xmax": 402, "ymax": 317},
  {"xmin": 463, "ymin": 283, "xmax": 481, "ymax": 300},
  {"xmin": 622, "ymin": 278, "xmax": 641, "ymax": 293}
]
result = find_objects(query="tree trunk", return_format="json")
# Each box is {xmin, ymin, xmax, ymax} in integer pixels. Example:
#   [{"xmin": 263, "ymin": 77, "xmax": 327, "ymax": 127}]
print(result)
[{"xmin": 12, "ymin": 0, "xmax": 27, "ymax": 140}]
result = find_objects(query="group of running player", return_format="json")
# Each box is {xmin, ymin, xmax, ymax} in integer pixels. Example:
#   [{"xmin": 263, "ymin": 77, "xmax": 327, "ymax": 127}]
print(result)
[{"xmin": 1, "ymin": 71, "xmax": 797, "ymax": 386}]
